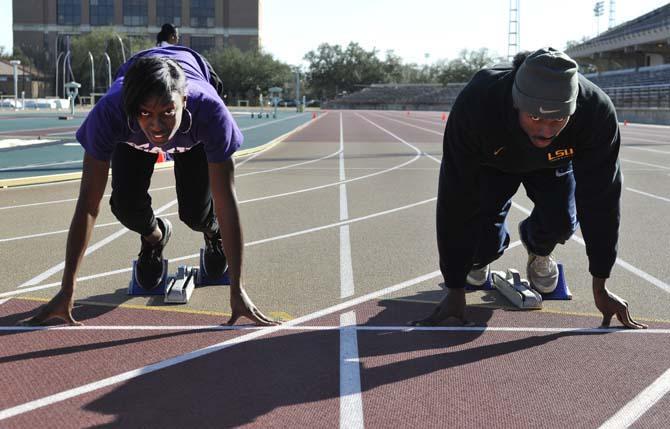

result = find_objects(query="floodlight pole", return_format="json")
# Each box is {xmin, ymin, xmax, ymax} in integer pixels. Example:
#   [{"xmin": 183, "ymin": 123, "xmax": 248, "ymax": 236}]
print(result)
[
  {"xmin": 507, "ymin": 0, "xmax": 520, "ymax": 63},
  {"xmin": 10, "ymin": 60, "xmax": 21, "ymax": 110}
]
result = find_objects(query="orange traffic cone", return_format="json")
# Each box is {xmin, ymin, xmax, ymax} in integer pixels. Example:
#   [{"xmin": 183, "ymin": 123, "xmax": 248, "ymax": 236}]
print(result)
[
  {"xmin": 312, "ymin": 112, "xmax": 317, "ymax": 119},
  {"xmin": 441, "ymin": 112, "xmax": 447, "ymax": 121}
]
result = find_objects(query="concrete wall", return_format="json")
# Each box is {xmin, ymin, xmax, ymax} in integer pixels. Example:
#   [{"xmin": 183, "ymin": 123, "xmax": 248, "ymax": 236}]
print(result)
[{"xmin": 617, "ymin": 108, "xmax": 670, "ymax": 125}]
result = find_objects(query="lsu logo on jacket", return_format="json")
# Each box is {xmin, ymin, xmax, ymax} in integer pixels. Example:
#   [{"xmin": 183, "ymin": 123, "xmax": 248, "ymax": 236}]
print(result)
[{"xmin": 547, "ymin": 148, "xmax": 575, "ymax": 162}]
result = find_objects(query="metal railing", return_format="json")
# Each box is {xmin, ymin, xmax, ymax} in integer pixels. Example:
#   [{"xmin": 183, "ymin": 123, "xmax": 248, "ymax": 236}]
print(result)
[{"xmin": 602, "ymin": 84, "xmax": 670, "ymax": 109}]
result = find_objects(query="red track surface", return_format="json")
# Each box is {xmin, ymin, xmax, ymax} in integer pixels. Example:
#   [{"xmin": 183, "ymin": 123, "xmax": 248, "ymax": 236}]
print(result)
[{"xmin": 1, "ymin": 297, "xmax": 668, "ymax": 428}]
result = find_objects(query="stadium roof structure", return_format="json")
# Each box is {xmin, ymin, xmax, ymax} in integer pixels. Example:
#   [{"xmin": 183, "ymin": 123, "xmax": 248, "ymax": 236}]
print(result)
[{"xmin": 566, "ymin": 4, "xmax": 670, "ymax": 64}]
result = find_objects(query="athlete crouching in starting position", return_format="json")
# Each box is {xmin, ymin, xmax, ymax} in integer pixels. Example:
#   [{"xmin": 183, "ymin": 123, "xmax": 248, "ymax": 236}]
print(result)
[
  {"xmin": 412, "ymin": 48, "xmax": 646, "ymax": 329},
  {"xmin": 22, "ymin": 45, "xmax": 278, "ymax": 326}
]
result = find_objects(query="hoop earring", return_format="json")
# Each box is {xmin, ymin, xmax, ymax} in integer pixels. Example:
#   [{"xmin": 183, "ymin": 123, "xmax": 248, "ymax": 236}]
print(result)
[
  {"xmin": 126, "ymin": 117, "xmax": 139, "ymax": 134},
  {"xmin": 180, "ymin": 108, "xmax": 193, "ymax": 134}
]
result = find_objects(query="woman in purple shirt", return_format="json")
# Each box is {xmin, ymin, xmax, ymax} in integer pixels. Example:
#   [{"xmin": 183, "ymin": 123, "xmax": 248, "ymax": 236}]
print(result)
[{"xmin": 22, "ymin": 46, "xmax": 277, "ymax": 326}]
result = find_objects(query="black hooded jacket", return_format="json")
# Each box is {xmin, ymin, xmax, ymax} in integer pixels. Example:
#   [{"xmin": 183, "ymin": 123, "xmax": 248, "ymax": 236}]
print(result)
[{"xmin": 437, "ymin": 67, "xmax": 622, "ymax": 287}]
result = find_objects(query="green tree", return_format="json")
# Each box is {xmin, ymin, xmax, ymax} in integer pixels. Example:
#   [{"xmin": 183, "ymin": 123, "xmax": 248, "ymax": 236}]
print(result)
[
  {"xmin": 0, "ymin": 46, "xmax": 34, "ymax": 67},
  {"xmin": 438, "ymin": 48, "xmax": 500, "ymax": 85},
  {"xmin": 206, "ymin": 47, "xmax": 292, "ymax": 103},
  {"xmin": 67, "ymin": 29, "xmax": 154, "ymax": 96},
  {"xmin": 304, "ymin": 42, "xmax": 387, "ymax": 99}
]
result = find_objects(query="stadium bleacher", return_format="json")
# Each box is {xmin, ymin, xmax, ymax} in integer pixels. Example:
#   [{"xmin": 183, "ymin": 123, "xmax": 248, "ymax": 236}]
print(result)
[
  {"xmin": 326, "ymin": 83, "xmax": 466, "ymax": 110},
  {"xmin": 584, "ymin": 64, "xmax": 670, "ymax": 88},
  {"xmin": 583, "ymin": 64, "xmax": 670, "ymax": 109}
]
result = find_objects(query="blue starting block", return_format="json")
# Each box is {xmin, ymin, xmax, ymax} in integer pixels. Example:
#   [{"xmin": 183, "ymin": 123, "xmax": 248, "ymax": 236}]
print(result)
[
  {"xmin": 128, "ymin": 248, "xmax": 229, "ymax": 301},
  {"xmin": 465, "ymin": 275, "xmax": 494, "ymax": 291},
  {"xmin": 461, "ymin": 263, "xmax": 571, "ymax": 300}
]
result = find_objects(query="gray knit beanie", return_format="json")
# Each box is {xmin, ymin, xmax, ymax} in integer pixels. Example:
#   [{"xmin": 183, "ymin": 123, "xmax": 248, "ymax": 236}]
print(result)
[{"xmin": 512, "ymin": 48, "xmax": 579, "ymax": 119}]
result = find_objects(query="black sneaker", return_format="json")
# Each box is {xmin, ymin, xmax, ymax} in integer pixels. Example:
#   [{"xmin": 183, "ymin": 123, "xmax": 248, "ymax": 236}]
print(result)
[
  {"xmin": 203, "ymin": 230, "xmax": 227, "ymax": 278},
  {"xmin": 136, "ymin": 217, "xmax": 172, "ymax": 290}
]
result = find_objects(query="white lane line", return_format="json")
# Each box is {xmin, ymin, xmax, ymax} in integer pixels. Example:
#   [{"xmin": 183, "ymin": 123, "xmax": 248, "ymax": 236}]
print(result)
[
  {"xmin": 2, "ymin": 197, "xmax": 438, "ymax": 298},
  {"xmin": 238, "ymin": 113, "xmax": 306, "ymax": 132},
  {"xmin": 239, "ymin": 149, "xmax": 342, "ymax": 176},
  {"xmin": 0, "ymin": 270, "xmax": 441, "ymax": 422},
  {"xmin": 381, "ymin": 111, "xmax": 447, "ymax": 126},
  {"xmin": 398, "ymin": 115, "xmax": 446, "ymax": 127},
  {"xmin": 17, "ymin": 199, "xmax": 178, "ymax": 288},
  {"xmin": 623, "ymin": 143, "xmax": 670, "ymax": 154},
  {"xmin": 0, "ymin": 298, "xmax": 10, "ymax": 306},
  {"xmin": 510, "ymin": 202, "xmax": 670, "ymax": 295},
  {"xmin": 422, "ymin": 151, "xmax": 441, "ymax": 164},
  {"xmin": 620, "ymin": 158, "xmax": 670, "ymax": 171},
  {"xmin": 620, "ymin": 123, "xmax": 670, "ymax": 130},
  {"xmin": 369, "ymin": 112, "xmax": 443, "ymax": 136},
  {"xmin": 354, "ymin": 113, "xmax": 428, "ymax": 158},
  {"xmin": 626, "ymin": 187, "xmax": 670, "ymax": 203},
  {"xmin": 598, "ymin": 368, "xmax": 670, "ymax": 429},
  {"xmin": 0, "ymin": 144, "xmax": 329, "ymax": 211},
  {"xmin": 0, "ymin": 213, "xmax": 176, "ymax": 243},
  {"xmin": 0, "ymin": 160, "xmax": 81, "ymax": 172},
  {"xmin": 2, "ymin": 153, "xmax": 423, "ymax": 243},
  {"xmin": 340, "ymin": 113, "xmax": 355, "ymax": 299},
  {"xmin": 2, "ymin": 146, "xmax": 416, "ymax": 212},
  {"xmin": 0, "ymin": 114, "xmax": 313, "ymax": 203},
  {"xmin": 340, "ymin": 311, "xmax": 364, "ymax": 429},
  {"xmin": 2, "ymin": 150, "xmax": 346, "ymax": 242},
  {"xmin": 3, "ymin": 255, "xmax": 199, "ymax": 298},
  {"xmin": 3, "ymin": 325, "xmax": 670, "ymax": 334},
  {"xmin": 239, "ymin": 151, "xmax": 421, "ymax": 204},
  {"xmin": 240, "ymin": 167, "xmax": 439, "ymax": 171},
  {"xmin": 235, "ymin": 147, "xmax": 265, "ymax": 167},
  {"xmin": 0, "ymin": 211, "xmax": 182, "ymax": 243},
  {"xmin": 0, "ymin": 185, "xmax": 176, "ymax": 211}
]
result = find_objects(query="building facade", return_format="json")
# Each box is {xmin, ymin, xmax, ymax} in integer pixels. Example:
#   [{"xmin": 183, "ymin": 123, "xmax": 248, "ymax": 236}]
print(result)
[{"xmin": 13, "ymin": 0, "xmax": 262, "ymax": 67}]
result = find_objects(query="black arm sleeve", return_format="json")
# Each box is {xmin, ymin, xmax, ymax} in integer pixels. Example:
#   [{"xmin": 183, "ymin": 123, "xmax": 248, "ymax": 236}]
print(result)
[
  {"xmin": 436, "ymin": 101, "xmax": 482, "ymax": 288},
  {"xmin": 573, "ymin": 103, "xmax": 622, "ymax": 278}
]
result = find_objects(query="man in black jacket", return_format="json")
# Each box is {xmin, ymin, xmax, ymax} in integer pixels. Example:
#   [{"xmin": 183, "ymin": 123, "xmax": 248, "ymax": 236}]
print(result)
[{"xmin": 412, "ymin": 48, "xmax": 646, "ymax": 329}]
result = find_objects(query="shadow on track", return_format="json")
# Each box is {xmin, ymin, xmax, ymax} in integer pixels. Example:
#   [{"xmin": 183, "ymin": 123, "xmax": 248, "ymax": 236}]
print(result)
[{"xmin": 79, "ymin": 291, "xmax": 608, "ymax": 428}]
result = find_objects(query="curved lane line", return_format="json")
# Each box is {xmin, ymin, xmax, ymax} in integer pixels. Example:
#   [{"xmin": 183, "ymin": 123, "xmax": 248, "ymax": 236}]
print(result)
[{"xmin": 2, "ymin": 197, "xmax": 437, "ymax": 298}]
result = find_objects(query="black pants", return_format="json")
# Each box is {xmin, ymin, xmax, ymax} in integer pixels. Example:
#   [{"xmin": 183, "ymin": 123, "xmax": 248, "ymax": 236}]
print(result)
[
  {"xmin": 110, "ymin": 143, "xmax": 219, "ymax": 237},
  {"xmin": 470, "ymin": 163, "xmax": 578, "ymax": 269}
]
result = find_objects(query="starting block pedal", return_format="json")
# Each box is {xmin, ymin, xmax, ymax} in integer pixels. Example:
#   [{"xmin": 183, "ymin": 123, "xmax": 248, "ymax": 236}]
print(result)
[
  {"xmin": 492, "ymin": 269, "xmax": 543, "ymax": 309},
  {"xmin": 196, "ymin": 248, "xmax": 230, "ymax": 286},
  {"xmin": 127, "ymin": 259, "xmax": 169, "ymax": 296},
  {"xmin": 164, "ymin": 266, "xmax": 198, "ymax": 304},
  {"xmin": 541, "ymin": 263, "xmax": 572, "ymax": 300}
]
